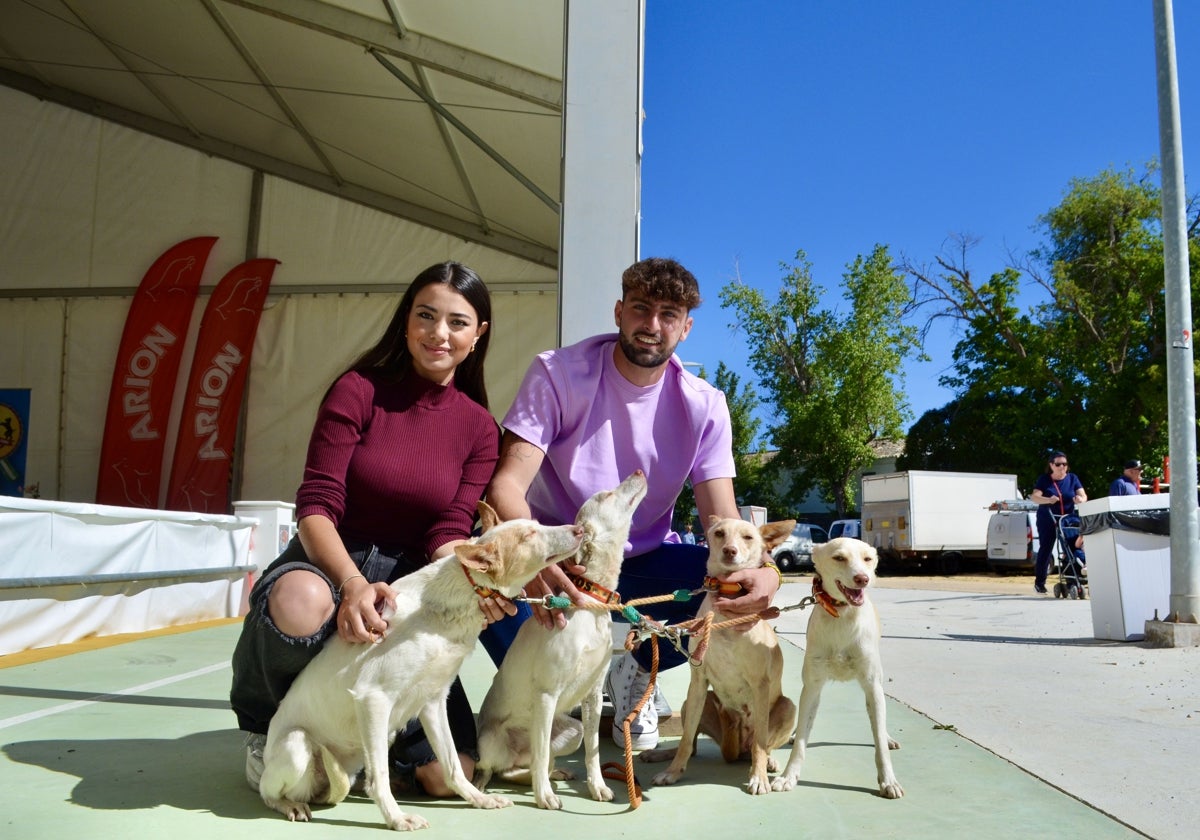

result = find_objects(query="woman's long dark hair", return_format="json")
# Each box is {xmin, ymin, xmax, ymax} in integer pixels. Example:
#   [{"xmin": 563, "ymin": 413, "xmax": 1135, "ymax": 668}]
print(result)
[{"xmin": 344, "ymin": 262, "xmax": 493, "ymax": 409}]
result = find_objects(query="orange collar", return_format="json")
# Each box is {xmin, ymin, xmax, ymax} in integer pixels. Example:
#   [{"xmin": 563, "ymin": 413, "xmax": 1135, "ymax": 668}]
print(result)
[
  {"xmin": 812, "ymin": 576, "xmax": 845, "ymax": 618},
  {"xmin": 703, "ymin": 575, "xmax": 746, "ymax": 597},
  {"xmin": 461, "ymin": 563, "xmax": 498, "ymax": 599},
  {"xmin": 565, "ymin": 572, "xmax": 622, "ymax": 605}
]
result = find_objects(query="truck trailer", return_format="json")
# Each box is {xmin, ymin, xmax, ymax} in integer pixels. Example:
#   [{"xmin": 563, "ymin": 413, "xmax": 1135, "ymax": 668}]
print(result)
[{"xmin": 861, "ymin": 470, "xmax": 1020, "ymax": 573}]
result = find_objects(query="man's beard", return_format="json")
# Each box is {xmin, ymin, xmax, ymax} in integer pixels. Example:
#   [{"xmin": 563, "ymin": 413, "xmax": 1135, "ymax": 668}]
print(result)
[{"xmin": 618, "ymin": 331, "xmax": 675, "ymax": 368}]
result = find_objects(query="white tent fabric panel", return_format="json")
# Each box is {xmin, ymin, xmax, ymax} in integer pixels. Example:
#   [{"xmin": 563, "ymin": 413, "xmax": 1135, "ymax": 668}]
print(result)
[
  {"xmin": 0, "ymin": 87, "xmax": 253, "ymax": 291},
  {"xmin": 256, "ymin": 176, "xmax": 556, "ymax": 289}
]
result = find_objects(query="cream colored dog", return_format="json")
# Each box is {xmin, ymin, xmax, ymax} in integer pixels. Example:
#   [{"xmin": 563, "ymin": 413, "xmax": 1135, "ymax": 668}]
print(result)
[
  {"xmin": 645, "ymin": 515, "xmax": 796, "ymax": 794},
  {"xmin": 771, "ymin": 537, "xmax": 904, "ymax": 799},
  {"xmin": 475, "ymin": 470, "xmax": 648, "ymax": 809},
  {"xmin": 257, "ymin": 502, "xmax": 584, "ymax": 831}
]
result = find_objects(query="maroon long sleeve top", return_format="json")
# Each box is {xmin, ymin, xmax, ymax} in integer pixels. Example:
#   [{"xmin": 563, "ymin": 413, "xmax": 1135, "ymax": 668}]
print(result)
[{"xmin": 295, "ymin": 370, "xmax": 500, "ymax": 562}]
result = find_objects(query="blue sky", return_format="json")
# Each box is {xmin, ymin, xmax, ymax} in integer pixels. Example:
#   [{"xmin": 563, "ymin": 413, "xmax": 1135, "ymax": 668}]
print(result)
[{"xmin": 639, "ymin": 0, "xmax": 1199, "ymax": 436}]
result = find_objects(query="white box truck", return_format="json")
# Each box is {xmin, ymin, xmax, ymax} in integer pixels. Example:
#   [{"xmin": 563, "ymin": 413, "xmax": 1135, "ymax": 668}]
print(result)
[{"xmin": 861, "ymin": 470, "xmax": 1020, "ymax": 573}]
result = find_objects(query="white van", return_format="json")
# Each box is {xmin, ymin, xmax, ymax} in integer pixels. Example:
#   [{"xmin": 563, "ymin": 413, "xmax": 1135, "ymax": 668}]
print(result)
[
  {"xmin": 829, "ymin": 519, "xmax": 862, "ymax": 540},
  {"xmin": 985, "ymin": 501, "xmax": 1059, "ymax": 571}
]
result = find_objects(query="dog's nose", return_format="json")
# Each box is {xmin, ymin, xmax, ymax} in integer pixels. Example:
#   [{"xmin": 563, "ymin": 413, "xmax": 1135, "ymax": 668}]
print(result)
[{"xmin": 854, "ymin": 574, "xmax": 869, "ymax": 587}]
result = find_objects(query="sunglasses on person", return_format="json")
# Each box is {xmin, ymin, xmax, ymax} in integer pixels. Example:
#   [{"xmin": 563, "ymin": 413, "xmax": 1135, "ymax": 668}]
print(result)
[{"xmin": 1052, "ymin": 461, "xmax": 1068, "ymax": 467}]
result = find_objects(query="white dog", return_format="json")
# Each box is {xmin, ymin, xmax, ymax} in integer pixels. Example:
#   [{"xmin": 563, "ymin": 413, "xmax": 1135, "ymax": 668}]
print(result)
[
  {"xmin": 257, "ymin": 502, "xmax": 584, "ymax": 831},
  {"xmin": 645, "ymin": 516, "xmax": 796, "ymax": 794},
  {"xmin": 771, "ymin": 537, "xmax": 904, "ymax": 799},
  {"xmin": 475, "ymin": 470, "xmax": 648, "ymax": 809}
]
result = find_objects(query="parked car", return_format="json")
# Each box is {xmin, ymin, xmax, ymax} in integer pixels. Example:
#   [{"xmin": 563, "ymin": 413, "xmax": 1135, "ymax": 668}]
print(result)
[
  {"xmin": 771, "ymin": 522, "xmax": 829, "ymax": 572},
  {"xmin": 828, "ymin": 518, "xmax": 862, "ymax": 540}
]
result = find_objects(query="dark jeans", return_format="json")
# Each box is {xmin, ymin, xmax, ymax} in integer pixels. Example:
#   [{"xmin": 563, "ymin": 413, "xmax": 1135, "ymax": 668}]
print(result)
[
  {"xmin": 1035, "ymin": 518, "xmax": 1057, "ymax": 587},
  {"xmin": 485, "ymin": 541, "xmax": 710, "ymax": 672},
  {"xmin": 229, "ymin": 536, "xmax": 478, "ymax": 766}
]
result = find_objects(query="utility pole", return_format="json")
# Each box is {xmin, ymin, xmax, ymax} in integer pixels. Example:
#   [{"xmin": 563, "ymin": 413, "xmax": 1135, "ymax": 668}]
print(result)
[{"xmin": 1147, "ymin": 0, "xmax": 1200, "ymax": 645}]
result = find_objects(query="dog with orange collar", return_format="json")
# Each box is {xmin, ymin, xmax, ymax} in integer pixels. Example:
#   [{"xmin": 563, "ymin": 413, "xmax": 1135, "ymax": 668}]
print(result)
[{"xmin": 643, "ymin": 515, "xmax": 796, "ymax": 794}]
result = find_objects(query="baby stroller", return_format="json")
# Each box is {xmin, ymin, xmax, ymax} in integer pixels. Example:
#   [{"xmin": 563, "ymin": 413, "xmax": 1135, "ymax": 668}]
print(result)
[{"xmin": 1050, "ymin": 511, "xmax": 1087, "ymax": 600}]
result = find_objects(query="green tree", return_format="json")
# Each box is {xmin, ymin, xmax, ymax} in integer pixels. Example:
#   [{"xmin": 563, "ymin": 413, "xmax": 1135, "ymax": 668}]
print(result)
[
  {"xmin": 671, "ymin": 361, "xmax": 781, "ymax": 537},
  {"xmin": 903, "ymin": 165, "xmax": 1199, "ymax": 489},
  {"xmin": 721, "ymin": 246, "xmax": 919, "ymax": 516}
]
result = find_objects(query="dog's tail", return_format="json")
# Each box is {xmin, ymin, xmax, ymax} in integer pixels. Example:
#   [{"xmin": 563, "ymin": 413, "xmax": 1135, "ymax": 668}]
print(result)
[{"xmin": 317, "ymin": 742, "xmax": 353, "ymax": 804}]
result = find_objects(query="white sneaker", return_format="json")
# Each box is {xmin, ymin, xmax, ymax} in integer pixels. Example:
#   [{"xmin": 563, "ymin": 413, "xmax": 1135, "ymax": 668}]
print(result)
[
  {"xmin": 605, "ymin": 653, "xmax": 659, "ymax": 750},
  {"xmin": 245, "ymin": 732, "xmax": 266, "ymax": 791},
  {"xmin": 653, "ymin": 683, "xmax": 673, "ymax": 718}
]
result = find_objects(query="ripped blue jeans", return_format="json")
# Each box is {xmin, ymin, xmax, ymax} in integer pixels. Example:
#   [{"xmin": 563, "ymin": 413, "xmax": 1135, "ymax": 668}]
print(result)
[{"xmin": 228, "ymin": 535, "xmax": 478, "ymax": 768}]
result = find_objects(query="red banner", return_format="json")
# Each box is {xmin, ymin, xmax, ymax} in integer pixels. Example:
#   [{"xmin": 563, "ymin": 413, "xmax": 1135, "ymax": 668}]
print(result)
[
  {"xmin": 96, "ymin": 236, "xmax": 218, "ymax": 508},
  {"xmin": 165, "ymin": 258, "xmax": 279, "ymax": 513}
]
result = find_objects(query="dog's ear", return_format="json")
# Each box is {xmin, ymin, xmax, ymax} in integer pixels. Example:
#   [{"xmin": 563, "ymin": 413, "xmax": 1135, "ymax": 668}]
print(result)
[
  {"xmin": 707, "ymin": 514, "xmax": 721, "ymax": 528},
  {"xmin": 477, "ymin": 500, "xmax": 501, "ymax": 532},
  {"xmin": 455, "ymin": 540, "xmax": 499, "ymax": 573},
  {"xmin": 759, "ymin": 519, "xmax": 796, "ymax": 551}
]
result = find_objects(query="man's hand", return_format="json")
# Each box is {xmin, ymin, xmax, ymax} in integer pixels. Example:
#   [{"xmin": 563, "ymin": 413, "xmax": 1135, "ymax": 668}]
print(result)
[
  {"xmin": 713, "ymin": 560, "xmax": 781, "ymax": 627},
  {"xmin": 477, "ymin": 593, "xmax": 519, "ymax": 627},
  {"xmin": 524, "ymin": 559, "xmax": 588, "ymax": 630}
]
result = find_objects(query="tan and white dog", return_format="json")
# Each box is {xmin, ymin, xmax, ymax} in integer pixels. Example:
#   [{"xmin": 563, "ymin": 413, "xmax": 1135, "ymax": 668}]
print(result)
[
  {"xmin": 475, "ymin": 470, "xmax": 648, "ymax": 809},
  {"xmin": 257, "ymin": 502, "xmax": 584, "ymax": 831},
  {"xmin": 645, "ymin": 515, "xmax": 796, "ymax": 794},
  {"xmin": 771, "ymin": 537, "xmax": 904, "ymax": 799}
]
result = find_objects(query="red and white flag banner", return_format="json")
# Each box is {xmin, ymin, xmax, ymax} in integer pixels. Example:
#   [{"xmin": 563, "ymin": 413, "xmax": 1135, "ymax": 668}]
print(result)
[
  {"xmin": 165, "ymin": 258, "xmax": 279, "ymax": 513},
  {"xmin": 96, "ymin": 236, "xmax": 218, "ymax": 508}
]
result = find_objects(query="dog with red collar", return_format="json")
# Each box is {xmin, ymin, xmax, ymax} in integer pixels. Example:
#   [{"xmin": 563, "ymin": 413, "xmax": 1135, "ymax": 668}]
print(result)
[{"xmin": 772, "ymin": 537, "xmax": 904, "ymax": 799}]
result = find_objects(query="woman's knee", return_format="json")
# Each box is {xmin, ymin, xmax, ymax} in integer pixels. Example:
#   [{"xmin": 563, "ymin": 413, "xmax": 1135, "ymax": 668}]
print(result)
[{"xmin": 266, "ymin": 569, "xmax": 335, "ymax": 637}]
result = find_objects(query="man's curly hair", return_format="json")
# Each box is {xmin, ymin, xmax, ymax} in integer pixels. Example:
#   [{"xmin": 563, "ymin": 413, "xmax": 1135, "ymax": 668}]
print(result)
[{"xmin": 620, "ymin": 257, "xmax": 702, "ymax": 310}]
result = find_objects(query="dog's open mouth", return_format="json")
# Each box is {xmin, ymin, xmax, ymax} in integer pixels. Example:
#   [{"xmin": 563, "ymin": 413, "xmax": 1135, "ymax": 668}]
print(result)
[{"xmin": 837, "ymin": 580, "xmax": 867, "ymax": 606}]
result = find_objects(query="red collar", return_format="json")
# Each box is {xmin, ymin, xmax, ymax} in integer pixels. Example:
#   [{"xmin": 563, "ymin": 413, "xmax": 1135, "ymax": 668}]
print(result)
[
  {"xmin": 565, "ymin": 572, "xmax": 622, "ymax": 605},
  {"xmin": 812, "ymin": 576, "xmax": 845, "ymax": 618}
]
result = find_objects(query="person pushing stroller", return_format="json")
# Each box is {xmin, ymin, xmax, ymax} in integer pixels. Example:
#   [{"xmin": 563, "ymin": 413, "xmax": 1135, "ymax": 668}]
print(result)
[{"xmin": 1030, "ymin": 450, "xmax": 1087, "ymax": 595}]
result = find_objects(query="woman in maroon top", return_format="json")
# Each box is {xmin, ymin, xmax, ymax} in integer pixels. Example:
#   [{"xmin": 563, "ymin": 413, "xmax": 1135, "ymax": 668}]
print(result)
[{"xmin": 231, "ymin": 262, "xmax": 501, "ymax": 796}]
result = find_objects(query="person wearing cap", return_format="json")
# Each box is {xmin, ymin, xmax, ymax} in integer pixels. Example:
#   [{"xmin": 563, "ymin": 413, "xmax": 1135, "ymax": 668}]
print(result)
[{"xmin": 1109, "ymin": 460, "xmax": 1143, "ymax": 496}]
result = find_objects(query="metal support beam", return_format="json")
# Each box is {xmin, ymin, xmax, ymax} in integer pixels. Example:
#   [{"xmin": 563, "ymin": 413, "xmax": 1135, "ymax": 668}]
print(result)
[
  {"xmin": 371, "ymin": 50, "xmax": 559, "ymax": 212},
  {"xmin": 224, "ymin": 0, "xmax": 562, "ymax": 111}
]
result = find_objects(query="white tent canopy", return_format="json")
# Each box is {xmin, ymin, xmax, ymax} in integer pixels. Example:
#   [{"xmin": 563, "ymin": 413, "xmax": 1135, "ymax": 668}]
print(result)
[{"xmin": 0, "ymin": 0, "xmax": 642, "ymax": 506}]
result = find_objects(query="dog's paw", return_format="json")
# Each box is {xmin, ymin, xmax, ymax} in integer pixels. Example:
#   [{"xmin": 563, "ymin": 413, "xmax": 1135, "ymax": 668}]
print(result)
[
  {"xmin": 769, "ymin": 774, "xmax": 798, "ymax": 792},
  {"xmin": 638, "ymin": 746, "xmax": 676, "ymax": 764},
  {"xmin": 549, "ymin": 767, "xmax": 575, "ymax": 781},
  {"xmin": 766, "ymin": 756, "xmax": 779, "ymax": 773},
  {"xmin": 879, "ymin": 778, "xmax": 905, "ymax": 799},
  {"xmin": 887, "ymin": 737, "xmax": 900, "ymax": 751},
  {"xmin": 535, "ymin": 791, "xmax": 563, "ymax": 810},
  {"xmin": 266, "ymin": 798, "xmax": 311, "ymax": 822},
  {"xmin": 475, "ymin": 793, "xmax": 512, "ymax": 810},
  {"xmin": 747, "ymin": 774, "xmax": 772, "ymax": 796},
  {"xmin": 588, "ymin": 780, "xmax": 614, "ymax": 802},
  {"xmin": 386, "ymin": 812, "xmax": 430, "ymax": 831},
  {"xmin": 651, "ymin": 769, "xmax": 682, "ymax": 787}
]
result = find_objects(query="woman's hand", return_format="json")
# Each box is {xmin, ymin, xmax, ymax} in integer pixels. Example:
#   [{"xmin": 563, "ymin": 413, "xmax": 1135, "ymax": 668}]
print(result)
[{"xmin": 336, "ymin": 577, "xmax": 394, "ymax": 643}]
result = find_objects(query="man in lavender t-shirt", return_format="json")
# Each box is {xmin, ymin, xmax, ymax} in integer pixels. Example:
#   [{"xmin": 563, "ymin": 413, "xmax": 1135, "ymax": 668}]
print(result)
[{"xmin": 486, "ymin": 257, "xmax": 781, "ymax": 750}]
